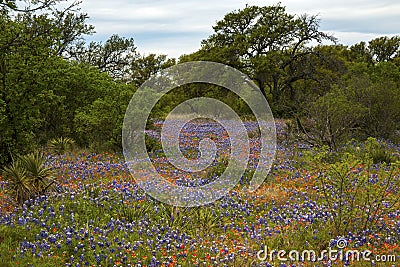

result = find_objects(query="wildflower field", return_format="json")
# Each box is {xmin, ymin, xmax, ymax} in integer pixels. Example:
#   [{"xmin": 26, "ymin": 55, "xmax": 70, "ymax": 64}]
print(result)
[{"xmin": 0, "ymin": 120, "xmax": 399, "ymax": 267}]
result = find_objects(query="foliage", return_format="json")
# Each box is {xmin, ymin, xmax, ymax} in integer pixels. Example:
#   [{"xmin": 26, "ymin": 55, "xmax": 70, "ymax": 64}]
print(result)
[
  {"xmin": 363, "ymin": 137, "xmax": 397, "ymax": 164},
  {"xmin": 145, "ymin": 134, "xmax": 162, "ymax": 154},
  {"xmin": 368, "ymin": 36, "xmax": 400, "ymax": 62},
  {"xmin": 1, "ymin": 159, "xmax": 31, "ymax": 204},
  {"xmin": 0, "ymin": 3, "xmax": 399, "ymax": 265},
  {"xmin": 1, "ymin": 151, "xmax": 55, "ymax": 204},
  {"xmin": 0, "ymin": 140, "xmax": 399, "ymax": 266},
  {"xmin": 314, "ymin": 151, "xmax": 399, "ymax": 237},
  {"xmin": 0, "ymin": 1, "xmax": 399, "ymax": 162},
  {"xmin": 345, "ymin": 62, "xmax": 400, "ymax": 141},
  {"xmin": 0, "ymin": 0, "xmax": 94, "ymax": 163},
  {"xmin": 291, "ymin": 87, "xmax": 367, "ymax": 149},
  {"xmin": 130, "ymin": 53, "xmax": 176, "ymax": 87},
  {"xmin": 48, "ymin": 137, "xmax": 75, "ymax": 154},
  {"xmin": 69, "ymin": 34, "xmax": 137, "ymax": 80},
  {"xmin": 183, "ymin": 4, "xmax": 336, "ymax": 106},
  {"xmin": 0, "ymin": 0, "xmax": 63, "ymax": 12},
  {"xmin": 291, "ymin": 59, "xmax": 400, "ymax": 148},
  {"xmin": 74, "ymin": 83, "xmax": 135, "ymax": 151},
  {"xmin": 193, "ymin": 206, "xmax": 224, "ymax": 234}
]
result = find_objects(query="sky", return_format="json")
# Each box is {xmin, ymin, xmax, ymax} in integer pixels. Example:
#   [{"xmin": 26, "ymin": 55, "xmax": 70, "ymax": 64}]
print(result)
[{"xmin": 79, "ymin": 0, "xmax": 400, "ymax": 58}]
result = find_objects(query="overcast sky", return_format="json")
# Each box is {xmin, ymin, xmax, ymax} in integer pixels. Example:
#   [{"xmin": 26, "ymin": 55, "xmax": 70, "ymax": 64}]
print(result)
[{"xmin": 79, "ymin": 0, "xmax": 400, "ymax": 58}]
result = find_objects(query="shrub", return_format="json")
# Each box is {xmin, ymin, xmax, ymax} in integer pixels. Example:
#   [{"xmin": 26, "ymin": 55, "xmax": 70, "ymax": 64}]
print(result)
[
  {"xmin": 48, "ymin": 137, "xmax": 75, "ymax": 154},
  {"xmin": 315, "ymin": 152, "xmax": 400, "ymax": 237},
  {"xmin": 364, "ymin": 137, "xmax": 395, "ymax": 164},
  {"xmin": 1, "ymin": 151, "xmax": 56, "ymax": 204},
  {"xmin": 145, "ymin": 134, "xmax": 162, "ymax": 154},
  {"xmin": 1, "ymin": 160, "xmax": 31, "ymax": 204},
  {"xmin": 293, "ymin": 86, "xmax": 367, "ymax": 150}
]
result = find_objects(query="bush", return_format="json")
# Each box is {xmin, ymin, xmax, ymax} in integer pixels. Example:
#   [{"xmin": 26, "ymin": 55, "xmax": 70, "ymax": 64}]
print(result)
[
  {"xmin": 48, "ymin": 137, "xmax": 75, "ymax": 154},
  {"xmin": 340, "ymin": 137, "xmax": 397, "ymax": 164},
  {"xmin": 315, "ymin": 151, "xmax": 399, "ymax": 237},
  {"xmin": 295, "ymin": 87, "xmax": 367, "ymax": 150},
  {"xmin": 1, "ymin": 151, "xmax": 56, "ymax": 204},
  {"xmin": 364, "ymin": 137, "xmax": 395, "ymax": 164},
  {"xmin": 1, "ymin": 160, "xmax": 31, "ymax": 205}
]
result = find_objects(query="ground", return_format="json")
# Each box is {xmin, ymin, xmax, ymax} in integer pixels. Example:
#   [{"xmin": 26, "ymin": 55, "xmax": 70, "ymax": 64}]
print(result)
[{"xmin": 0, "ymin": 120, "xmax": 399, "ymax": 266}]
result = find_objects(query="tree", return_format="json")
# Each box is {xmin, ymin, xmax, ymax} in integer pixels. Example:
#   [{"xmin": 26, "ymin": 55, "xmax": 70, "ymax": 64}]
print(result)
[
  {"xmin": 0, "ymin": 1, "xmax": 93, "ymax": 56},
  {"xmin": 294, "ymin": 58, "xmax": 400, "ymax": 148},
  {"xmin": 188, "ymin": 4, "xmax": 336, "ymax": 104},
  {"xmin": 348, "ymin": 36, "xmax": 400, "ymax": 64},
  {"xmin": 368, "ymin": 36, "xmax": 400, "ymax": 63},
  {"xmin": 294, "ymin": 86, "xmax": 367, "ymax": 149},
  {"xmin": 345, "ymin": 61, "xmax": 400, "ymax": 140},
  {"xmin": 74, "ymin": 83, "xmax": 135, "ymax": 150},
  {"xmin": 130, "ymin": 53, "xmax": 176, "ymax": 87},
  {"xmin": 0, "ymin": 0, "xmax": 94, "ymax": 163},
  {"xmin": 0, "ymin": 0, "xmax": 58, "ymax": 12},
  {"xmin": 348, "ymin": 41, "xmax": 373, "ymax": 64},
  {"xmin": 69, "ymin": 34, "xmax": 137, "ymax": 80}
]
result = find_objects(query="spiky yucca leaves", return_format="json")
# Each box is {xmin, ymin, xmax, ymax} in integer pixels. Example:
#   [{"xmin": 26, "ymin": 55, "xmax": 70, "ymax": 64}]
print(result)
[
  {"xmin": 48, "ymin": 137, "xmax": 75, "ymax": 154},
  {"xmin": 195, "ymin": 206, "xmax": 221, "ymax": 232},
  {"xmin": 2, "ymin": 151, "xmax": 56, "ymax": 204},
  {"xmin": 2, "ymin": 160, "xmax": 31, "ymax": 204},
  {"xmin": 20, "ymin": 152, "xmax": 56, "ymax": 194}
]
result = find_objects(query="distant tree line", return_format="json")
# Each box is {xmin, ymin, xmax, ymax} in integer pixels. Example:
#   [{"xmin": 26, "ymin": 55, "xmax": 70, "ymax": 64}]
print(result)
[{"xmin": 0, "ymin": 0, "xmax": 399, "ymax": 163}]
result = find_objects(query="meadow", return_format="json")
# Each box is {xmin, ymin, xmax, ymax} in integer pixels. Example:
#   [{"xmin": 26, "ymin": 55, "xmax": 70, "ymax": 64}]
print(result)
[{"xmin": 0, "ymin": 120, "xmax": 399, "ymax": 267}]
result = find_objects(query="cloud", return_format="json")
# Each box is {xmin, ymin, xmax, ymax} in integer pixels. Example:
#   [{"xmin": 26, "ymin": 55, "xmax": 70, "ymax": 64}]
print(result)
[{"xmin": 80, "ymin": 0, "xmax": 400, "ymax": 58}]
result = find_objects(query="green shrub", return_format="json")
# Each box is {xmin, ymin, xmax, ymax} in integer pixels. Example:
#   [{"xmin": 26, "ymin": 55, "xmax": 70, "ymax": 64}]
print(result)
[
  {"xmin": 145, "ymin": 135, "xmax": 162, "ymax": 154},
  {"xmin": 1, "ymin": 160, "xmax": 31, "ymax": 204},
  {"xmin": 48, "ymin": 137, "xmax": 75, "ymax": 154},
  {"xmin": 315, "ymin": 152, "xmax": 400, "ymax": 237},
  {"xmin": 364, "ymin": 137, "xmax": 395, "ymax": 164},
  {"xmin": 1, "ymin": 151, "xmax": 56, "ymax": 204},
  {"xmin": 193, "ymin": 206, "xmax": 224, "ymax": 234}
]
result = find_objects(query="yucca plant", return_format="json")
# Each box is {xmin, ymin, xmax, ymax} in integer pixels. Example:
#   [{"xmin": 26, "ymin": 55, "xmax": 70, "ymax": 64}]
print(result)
[
  {"xmin": 194, "ymin": 206, "xmax": 222, "ymax": 233},
  {"xmin": 19, "ymin": 151, "xmax": 56, "ymax": 194},
  {"xmin": 158, "ymin": 203, "xmax": 193, "ymax": 229},
  {"xmin": 2, "ymin": 151, "xmax": 57, "ymax": 204},
  {"xmin": 2, "ymin": 160, "xmax": 31, "ymax": 204},
  {"xmin": 48, "ymin": 137, "xmax": 75, "ymax": 154},
  {"xmin": 117, "ymin": 194, "xmax": 153, "ymax": 222}
]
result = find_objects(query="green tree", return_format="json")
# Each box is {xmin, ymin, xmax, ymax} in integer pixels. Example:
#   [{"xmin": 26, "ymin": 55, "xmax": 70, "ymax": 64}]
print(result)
[
  {"xmin": 0, "ymin": 0, "xmax": 57, "ymax": 12},
  {"xmin": 348, "ymin": 36, "xmax": 400, "ymax": 64},
  {"xmin": 295, "ymin": 86, "xmax": 367, "ymax": 149},
  {"xmin": 281, "ymin": 44, "xmax": 349, "ymax": 117},
  {"xmin": 130, "ymin": 53, "xmax": 176, "ymax": 87},
  {"xmin": 346, "ymin": 61, "xmax": 400, "ymax": 140},
  {"xmin": 0, "ymin": 0, "xmax": 93, "ymax": 163},
  {"xmin": 69, "ymin": 34, "xmax": 137, "ymax": 80},
  {"xmin": 74, "ymin": 83, "xmax": 135, "ymax": 150},
  {"xmin": 184, "ymin": 4, "xmax": 336, "ymax": 105},
  {"xmin": 348, "ymin": 41, "xmax": 374, "ymax": 64},
  {"xmin": 368, "ymin": 36, "xmax": 400, "ymax": 63}
]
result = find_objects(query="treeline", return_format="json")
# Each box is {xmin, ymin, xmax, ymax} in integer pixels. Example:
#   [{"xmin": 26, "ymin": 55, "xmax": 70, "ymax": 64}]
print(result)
[
  {"xmin": 180, "ymin": 5, "xmax": 400, "ymax": 149},
  {"xmin": 0, "ymin": 1, "xmax": 399, "ymax": 164},
  {"xmin": 0, "ymin": 0, "xmax": 174, "ymax": 163}
]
